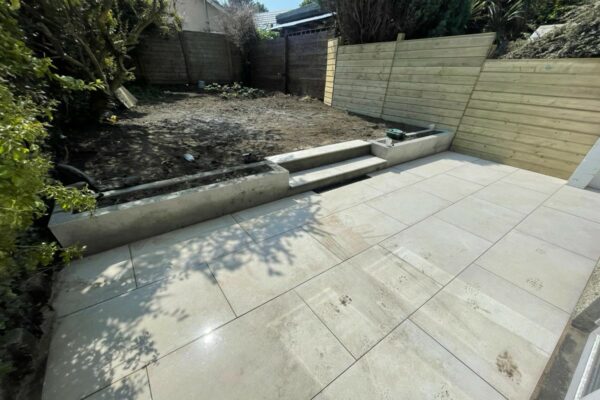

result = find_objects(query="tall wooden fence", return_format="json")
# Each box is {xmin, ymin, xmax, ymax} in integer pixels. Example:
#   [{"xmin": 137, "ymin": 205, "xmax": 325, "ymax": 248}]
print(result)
[
  {"xmin": 453, "ymin": 59, "xmax": 600, "ymax": 179},
  {"xmin": 249, "ymin": 30, "xmax": 333, "ymax": 99},
  {"xmin": 135, "ymin": 31, "xmax": 242, "ymax": 84},
  {"xmin": 325, "ymin": 33, "xmax": 600, "ymax": 179},
  {"xmin": 328, "ymin": 33, "xmax": 495, "ymax": 130}
]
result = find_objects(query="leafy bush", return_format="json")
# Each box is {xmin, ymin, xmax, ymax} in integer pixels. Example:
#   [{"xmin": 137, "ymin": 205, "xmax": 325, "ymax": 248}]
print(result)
[
  {"xmin": 0, "ymin": 2, "xmax": 96, "ymax": 395},
  {"xmin": 504, "ymin": 0, "xmax": 600, "ymax": 58},
  {"xmin": 322, "ymin": 0, "xmax": 471, "ymax": 44},
  {"xmin": 205, "ymin": 82, "xmax": 267, "ymax": 99},
  {"xmin": 257, "ymin": 28, "xmax": 279, "ymax": 40}
]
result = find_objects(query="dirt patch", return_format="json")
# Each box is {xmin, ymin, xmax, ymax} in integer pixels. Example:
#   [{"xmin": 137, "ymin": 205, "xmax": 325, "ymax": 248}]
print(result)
[
  {"xmin": 496, "ymin": 351, "xmax": 522, "ymax": 383},
  {"xmin": 65, "ymin": 90, "xmax": 421, "ymax": 189}
]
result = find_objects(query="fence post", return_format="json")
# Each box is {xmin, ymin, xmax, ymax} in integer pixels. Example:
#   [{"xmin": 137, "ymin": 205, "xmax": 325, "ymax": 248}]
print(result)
[
  {"xmin": 283, "ymin": 34, "xmax": 289, "ymax": 93},
  {"xmin": 178, "ymin": 31, "xmax": 194, "ymax": 84},
  {"xmin": 323, "ymin": 37, "xmax": 339, "ymax": 106}
]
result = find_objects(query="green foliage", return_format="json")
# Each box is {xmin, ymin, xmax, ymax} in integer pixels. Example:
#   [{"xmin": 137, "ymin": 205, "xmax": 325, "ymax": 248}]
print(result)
[
  {"xmin": 505, "ymin": 0, "xmax": 600, "ymax": 58},
  {"xmin": 0, "ymin": 1, "xmax": 96, "ymax": 392},
  {"xmin": 226, "ymin": 0, "xmax": 268, "ymax": 12},
  {"xmin": 471, "ymin": 0, "xmax": 527, "ymax": 52},
  {"xmin": 300, "ymin": 0, "xmax": 319, "ymax": 6},
  {"xmin": 18, "ymin": 0, "xmax": 179, "ymax": 98},
  {"xmin": 205, "ymin": 82, "xmax": 267, "ymax": 99},
  {"xmin": 257, "ymin": 28, "xmax": 279, "ymax": 40},
  {"xmin": 324, "ymin": 0, "xmax": 472, "ymax": 44}
]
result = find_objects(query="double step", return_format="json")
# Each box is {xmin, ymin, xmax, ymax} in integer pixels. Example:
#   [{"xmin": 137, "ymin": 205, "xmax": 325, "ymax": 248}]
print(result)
[{"xmin": 267, "ymin": 140, "xmax": 386, "ymax": 194}]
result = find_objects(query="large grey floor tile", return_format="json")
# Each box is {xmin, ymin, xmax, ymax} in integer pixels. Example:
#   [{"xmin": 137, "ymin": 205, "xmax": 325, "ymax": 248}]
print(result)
[
  {"xmin": 147, "ymin": 292, "xmax": 354, "ymax": 400},
  {"xmin": 43, "ymin": 264, "xmax": 234, "ymax": 400},
  {"xmin": 364, "ymin": 169, "xmax": 422, "ymax": 193},
  {"xmin": 208, "ymin": 228, "xmax": 341, "ymax": 315},
  {"xmin": 412, "ymin": 265, "xmax": 569, "ymax": 400},
  {"xmin": 53, "ymin": 246, "xmax": 135, "ymax": 317},
  {"xmin": 436, "ymin": 196, "xmax": 525, "ymax": 242},
  {"xmin": 85, "ymin": 369, "xmax": 151, "ymax": 400},
  {"xmin": 392, "ymin": 153, "xmax": 467, "ymax": 178},
  {"xmin": 502, "ymin": 169, "xmax": 565, "ymax": 195},
  {"xmin": 238, "ymin": 202, "xmax": 320, "ymax": 242},
  {"xmin": 130, "ymin": 215, "xmax": 252, "ymax": 285},
  {"xmin": 517, "ymin": 206, "xmax": 600, "ymax": 260},
  {"xmin": 367, "ymin": 186, "xmax": 451, "ymax": 225},
  {"xmin": 447, "ymin": 163, "xmax": 512, "ymax": 186},
  {"xmin": 317, "ymin": 180, "xmax": 384, "ymax": 215},
  {"xmin": 381, "ymin": 217, "xmax": 491, "ymax": 284},
  {"xmin": 315, "ymin": 320, "xmax": 504, "ymax": 400},
  {"xmin": 414, "ymin": 173, "xmax": 483, "ymax": 202},
  {"xmin": 545, "ymin": 185, "xmax": 600, "ymax": 223},
  {"xmin": 308, "ymin": 203, "xmax": 406, "ymax": 260},
  {"xmin": 477, "ymin": 231, "xmax": 596, "ymax": 313},
  {"xmin": 232, "ymin": 192, "xmax": 319, "ymax": 222},
  {"xmin": 473, "ymin": 180, "xmax": 550, "ymax": 214},
  {"xmin": 296, "ymin": 246, "xmax": 440, "ymax": 358}
]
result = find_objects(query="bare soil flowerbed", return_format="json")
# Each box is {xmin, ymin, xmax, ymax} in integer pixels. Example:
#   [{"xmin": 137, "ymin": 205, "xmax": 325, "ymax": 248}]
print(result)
[{"xmin": 65, "ymin": 90, "xmax": 415, "ymax": 189}]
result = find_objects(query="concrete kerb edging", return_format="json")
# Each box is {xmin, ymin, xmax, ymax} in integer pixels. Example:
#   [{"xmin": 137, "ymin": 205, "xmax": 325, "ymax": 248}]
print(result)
[{"xmin": 49, "ymin": 161, "xmax": 289, "ymax": 255}]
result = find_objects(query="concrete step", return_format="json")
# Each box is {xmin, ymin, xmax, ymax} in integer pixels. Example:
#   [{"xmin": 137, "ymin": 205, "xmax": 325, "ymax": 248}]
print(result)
[
  {"xmin": 266, "ymin": 140, "xmax": 371, "ymax": 172},
  {"xmin": 289, "ymin": 155, "xmax": 386, "ymax": 194}
]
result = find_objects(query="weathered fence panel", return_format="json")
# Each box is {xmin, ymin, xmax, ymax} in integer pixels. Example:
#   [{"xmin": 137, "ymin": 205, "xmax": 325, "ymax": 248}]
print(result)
[
  {"xmin": 382, "ymin": 33, "xmax": 495, "ymax": 131},
  {"xmin": 249, "ymin": 30, "xmax": 333, "ymax": 98},
  {"xmin": 249, "ymin": 37, "xmax": 286, "ymax": 92},
  {"xmin": 324, "ymin": 38, "xmax": 338, "ymax": 105},
  {"xmin": 453, "ymin": 59, "xmax": 600, "ymax": 179},
  {"xmin": 135, "ymin": 31, "xmax": 242, "ymax": 85}
]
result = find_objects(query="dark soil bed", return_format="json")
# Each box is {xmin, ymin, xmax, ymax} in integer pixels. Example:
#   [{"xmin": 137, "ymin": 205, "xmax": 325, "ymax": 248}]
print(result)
[
  {"xmin": 65, "ymin": 89, "xmax": 420, "ymax": 190},
  {"xmin": 97, "ymin": 164, "xmax": 271, "ymax": 207}
]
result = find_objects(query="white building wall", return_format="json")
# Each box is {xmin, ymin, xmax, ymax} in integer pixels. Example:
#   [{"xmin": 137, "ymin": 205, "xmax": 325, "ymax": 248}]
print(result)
[{"xmin": 174, "ymin": 0, "xmax": 224, "ymax": 32}]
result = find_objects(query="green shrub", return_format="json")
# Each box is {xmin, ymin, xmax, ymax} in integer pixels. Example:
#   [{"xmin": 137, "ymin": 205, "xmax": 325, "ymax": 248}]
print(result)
[
  {"xmin": 0, "ymin": 1, "xmax": 96, "ymax": 394},
  {"xmin": 205, "ymin": 82, "xmax": 267, "ymax": 99}
]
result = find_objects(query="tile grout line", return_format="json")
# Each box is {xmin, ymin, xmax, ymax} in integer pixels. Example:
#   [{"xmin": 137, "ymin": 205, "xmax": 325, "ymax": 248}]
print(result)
[
  {"xmin": 127, "ymin": 244, "xmax": 140, "ymax": 288},
  {"xmin": 145, "ymin": 367, "xmax": 155, "ymax": 400},
  {"xmin": 206, "ymin": 264, "xmax": 239, "ymax": 318},
  {"xmin": 294, "ymin": 290, "xmax": 358, "ymax": 362},
  {"xmin": 311, "ymin": 167, "xmax": 564, "ymax": 399}
]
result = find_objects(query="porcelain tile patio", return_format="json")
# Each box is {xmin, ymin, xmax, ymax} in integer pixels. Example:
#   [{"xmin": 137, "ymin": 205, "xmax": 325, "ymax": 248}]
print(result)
[
  {"xmin": 436, "ymin": 196, "xmax": 525, "ymax": 242},
  {"xmin": 477, "ymin": 231, "xmax": 596, "ymax": 312},
  {"xmin": 315, "ymin": 320, "xmax": 505, "ymax": 400},
  {"xmin": 208, "ymin": 227, "xmax": 341, "ymax": 315},
  {"xmin": 306, "ymin": 203, "xmax": 406, "ymax": 260},
  {"xmin": 412, "ymin": 265, "xmax": 570, "ymax": 400},
  {"xmin": 130, "ymin": 215, "xmax": 253, "ymax": 286},
  {"xmin": 366, "ymin": 186, "xmax": 451, "ymax": 225},
  {"xmin": 43, "ymin": 264, "xmax": 234, "ymax": 400},
  {"xmin": 147, "ymin": 292, "xmax": 354, "ymax": 400},
  {"xmin": 42, "ymin": 151, "xmax": 600, "ymax": 400},
  {"xmin": 52, "ymin": 246, "xmax": 136, "ymax": 317},
  {"xmin": 517, "ymin": 206, "xmax": 600, "ymax": 260},
  {"xmin": 296, "ymin": 245, "xmax": 440, "ymax": 358},
  {"xmin": 381, "ymin": 217, "xmax": 492, "ymax": 284}
]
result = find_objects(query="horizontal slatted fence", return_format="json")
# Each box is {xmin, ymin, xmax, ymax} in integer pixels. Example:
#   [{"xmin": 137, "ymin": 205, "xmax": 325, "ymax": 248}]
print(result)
[
  {"xmin": 331, "ymin": 41, "xmax": 396, "ymax": 118},
  {"xmin": 382, "ymin": 33, "xmax": 495, "ymax": 130},
  {"xmin": 453, "ymin": 59, "xmax": 600, "ymax": 179}
]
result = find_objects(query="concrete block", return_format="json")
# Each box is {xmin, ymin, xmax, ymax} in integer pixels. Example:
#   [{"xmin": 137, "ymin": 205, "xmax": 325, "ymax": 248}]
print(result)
[
  {"xmin": 49, "ymin": 162, "xmax": 289, "ymax": 254},
  {"xmin": 370, "ymin": 130, "xmax": 454, "ymax": 167}
]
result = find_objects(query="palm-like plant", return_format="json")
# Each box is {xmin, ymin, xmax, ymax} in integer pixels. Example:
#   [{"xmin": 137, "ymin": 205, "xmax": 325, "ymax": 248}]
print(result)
[{"xmin": 471, "ymin": 0, "xmax": 526, "ymax": 53}]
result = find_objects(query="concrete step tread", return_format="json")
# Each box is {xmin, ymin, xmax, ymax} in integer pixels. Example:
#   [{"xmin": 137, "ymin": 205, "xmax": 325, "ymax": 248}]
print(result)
[
  {"xmin": 266, "ymin": 140, "xmax": 370, "ymax": 166},
  {"xmin": 289, "ymin": 155, "xmax": 386, "ymax": 188}
]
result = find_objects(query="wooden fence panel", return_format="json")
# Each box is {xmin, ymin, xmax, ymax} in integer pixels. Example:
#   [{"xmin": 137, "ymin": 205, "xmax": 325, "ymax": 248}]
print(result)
[
  {"xmin": 324, "ymin": 38, "xmax": 338, "ymax": 105},
  {"xmin": 135, "ymin": 31, "xmax": 241, "ymax": 84},
  {"xmin": 453, "ymin": 59, "xmax": 600, "ymax": 178},
  {"xmin": 382, "ymin": 33, "xmax": 495, "ymax": 130},
  {"xmin": 249, "ymin": 38, "xmax": 286, "ymax": 92},
  {"xmin": 330, "ymin": 41, "xmax": 396, "ymax": 118}
]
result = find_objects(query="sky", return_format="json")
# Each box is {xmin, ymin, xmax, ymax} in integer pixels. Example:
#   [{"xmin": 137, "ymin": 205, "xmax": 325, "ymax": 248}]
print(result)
[{"xmin": 260, "ymin": 0, "xmax": 301, "ymax": 12}]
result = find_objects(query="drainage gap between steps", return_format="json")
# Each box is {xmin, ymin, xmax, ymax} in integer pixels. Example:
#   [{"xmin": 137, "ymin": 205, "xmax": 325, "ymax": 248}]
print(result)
[{"xmin": 313, "ymin": 175, "xmax": 372, "ymax": 194}]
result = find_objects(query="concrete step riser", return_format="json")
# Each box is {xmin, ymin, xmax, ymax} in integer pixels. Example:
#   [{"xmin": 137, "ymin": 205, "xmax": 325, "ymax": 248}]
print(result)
[{"xmin": 280, "ymin": 145, "xmax": 371, "ymax": 172}]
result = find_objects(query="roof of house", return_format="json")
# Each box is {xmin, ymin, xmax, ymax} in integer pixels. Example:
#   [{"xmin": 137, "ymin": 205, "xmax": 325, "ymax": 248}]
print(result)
[
  {"xmin": 271, "ymin": 12, "xmax": 334, "ymax": 30},
  {"xmin": 276, "ymin": 3, "xmax": 325, "ymax": 24},
  {"xmin": 254, "ymin": 9, "xmax": 290, "ymax": 30}
]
